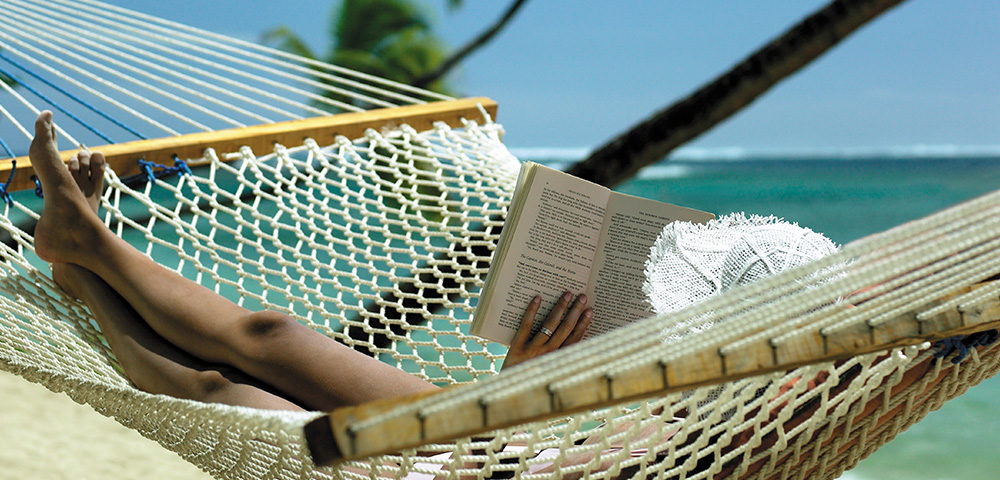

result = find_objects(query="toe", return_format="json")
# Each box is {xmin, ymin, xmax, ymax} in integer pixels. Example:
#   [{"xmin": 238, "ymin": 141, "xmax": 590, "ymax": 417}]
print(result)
[
  {"xmin": 76, "ymin": 151, "xmax": 91, "ymax": 186},
  {"xmin": 28, "ymin": 111, "xmax": 70, "ymax": 187},
  {"xmin": 34, "ymin": 111, "xmax": 54, "ymax": 140},
  {"xmin": 90, "ymin": 152, "xmax": 106, "ymax": 186},
  {"xmin": 30, "ymin": 111, "xmax": 59, "ymax": 156},
  {"xmin": 78, "ymin": 150, "xmax": 91, "ymax": 170}
]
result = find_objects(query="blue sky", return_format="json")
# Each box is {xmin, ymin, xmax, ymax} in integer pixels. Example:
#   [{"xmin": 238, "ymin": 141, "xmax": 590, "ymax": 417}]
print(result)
[{"xmin": 110, "ymin": 1, "xmax": 999, "ymax": 154}]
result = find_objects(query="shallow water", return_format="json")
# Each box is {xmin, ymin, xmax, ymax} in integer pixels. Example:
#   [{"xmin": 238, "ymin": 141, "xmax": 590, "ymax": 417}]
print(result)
[{"xmin": 612, "ymin": 155, "xmax": 1000, "ymax": 479}]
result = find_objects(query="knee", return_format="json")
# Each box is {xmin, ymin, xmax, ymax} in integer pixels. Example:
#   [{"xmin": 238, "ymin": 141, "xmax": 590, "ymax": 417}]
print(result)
[
  {"xmin": 187, "ymin": 368, "xmax": 239, "ymax": 402},
  {"xmin": 128, "ymin": 365, "xmax": 237, "ymax": 403},
  {"xmin": 232, "ymin": 311, "xmax": 301, "ymax": 361}
]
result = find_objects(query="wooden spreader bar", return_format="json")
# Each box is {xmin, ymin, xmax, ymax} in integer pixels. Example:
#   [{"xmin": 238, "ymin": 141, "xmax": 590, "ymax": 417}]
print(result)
[
  {"xmin": 1, "ymin": 97, "xmax": 497, "ymax": 193},
  {"xmin": 305, "ymin": 282, "xmax": 1000, "ymax": 465}
]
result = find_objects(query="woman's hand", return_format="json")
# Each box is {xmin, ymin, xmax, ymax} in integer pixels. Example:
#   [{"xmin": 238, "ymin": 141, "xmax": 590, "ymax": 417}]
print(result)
[{"xmin": 502, "ymin": 291, "xmax": 593, "ymax": 369}]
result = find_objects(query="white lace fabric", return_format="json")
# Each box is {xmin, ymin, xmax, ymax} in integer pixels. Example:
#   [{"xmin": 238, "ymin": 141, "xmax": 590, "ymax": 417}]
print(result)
[{"xmin": 644, "ymin": 213, "xmax": 840, "ymax": 315}]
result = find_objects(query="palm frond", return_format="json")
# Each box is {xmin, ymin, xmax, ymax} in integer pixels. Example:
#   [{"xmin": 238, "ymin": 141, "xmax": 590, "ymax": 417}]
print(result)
[
  {"xmin": 335, "ymin": 0, "xmax": 431, "ymax": 52},
  {"xmin": 261, "ymin": 26, "xmax": 318, "ymax": 60}
]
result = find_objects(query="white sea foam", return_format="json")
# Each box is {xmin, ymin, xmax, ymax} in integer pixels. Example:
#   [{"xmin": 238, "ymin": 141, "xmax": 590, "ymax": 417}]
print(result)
[
  {"xmin": 635, "ymin": 164, "xmax": 693, "ymax": 179},
  {"xmin": 670, "ymin": 144, "xmax": 1000, "ymax": 161},
  {"xmin": 508, "ymin": 147, "xmax": 591, "ymax": 162},
  {"xmin": 508, "ymin": 145, "xmax": 1000, "ymax": 163},
  {"xmin": 834, "ymin": 473, "xmax": 866, "ymax": 480}
]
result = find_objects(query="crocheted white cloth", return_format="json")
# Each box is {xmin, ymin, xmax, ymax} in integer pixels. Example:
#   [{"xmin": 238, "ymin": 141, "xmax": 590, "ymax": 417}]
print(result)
[{"xmin": 643, "ymin": 213, "xmax": 840, "ymax": 316}]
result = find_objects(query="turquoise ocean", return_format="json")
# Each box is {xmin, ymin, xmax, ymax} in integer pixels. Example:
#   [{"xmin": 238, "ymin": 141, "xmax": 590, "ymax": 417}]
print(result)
[
  {"xmin": 525, "ymin": 150, "xmax": 1000, "ymax": 480},
  {"xmin": 8, "ymin": 145, "xmax": 996, "ymax": 478}
]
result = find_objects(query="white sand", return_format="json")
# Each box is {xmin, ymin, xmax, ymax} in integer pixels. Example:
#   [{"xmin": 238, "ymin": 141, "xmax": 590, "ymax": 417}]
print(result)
[{"xmin": 0, "ymin": 370, "xmax": 211, "ymax": 480}]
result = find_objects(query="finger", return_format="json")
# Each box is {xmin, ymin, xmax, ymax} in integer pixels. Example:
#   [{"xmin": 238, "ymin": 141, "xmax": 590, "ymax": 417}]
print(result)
[
  {"xmin": 531, "ymin": 291, "xmax": 572, "ymax": 347},
  {"xmin": 511, "ymin": 295, "xmax": 541, "ymax": 347},
  {"xmin": 549, "ymin": 294, "xmax": 588, "ymax": 345},
  {"xmin": 562, "ymin": 308, "xmax": 592, "ymax": 347}
]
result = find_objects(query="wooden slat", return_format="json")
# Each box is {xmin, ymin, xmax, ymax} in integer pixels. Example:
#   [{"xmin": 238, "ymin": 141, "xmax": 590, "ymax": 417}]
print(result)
[
  {"xmin": 305, "ymin": 282, "xmax": 1000, "ymax": 464},
  {"xmin": 0, "ymin": 97, "xmax": 497, "ymax": 192}
]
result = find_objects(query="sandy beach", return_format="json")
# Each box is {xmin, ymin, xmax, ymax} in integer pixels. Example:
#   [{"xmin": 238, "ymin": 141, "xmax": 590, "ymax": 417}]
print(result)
[{"xmin": 0, "ymin": 370, "xmax": 211, "ymax": 480}]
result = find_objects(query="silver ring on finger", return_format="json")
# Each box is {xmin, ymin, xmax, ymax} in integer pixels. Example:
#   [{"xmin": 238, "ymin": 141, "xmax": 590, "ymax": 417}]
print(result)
[{"xmin": 539, "ymin": 327, "xmax": 554, "ymax": 337}]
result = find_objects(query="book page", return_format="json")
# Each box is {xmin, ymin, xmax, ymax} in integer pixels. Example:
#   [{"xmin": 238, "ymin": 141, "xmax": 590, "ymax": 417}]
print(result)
[
  {"xmin": 583, "ymin": 193, "xmax": 715, "ymax": 338},
  {"xmin": 472, "ymin": 163, "xmax": 611, "ymax": 344}
]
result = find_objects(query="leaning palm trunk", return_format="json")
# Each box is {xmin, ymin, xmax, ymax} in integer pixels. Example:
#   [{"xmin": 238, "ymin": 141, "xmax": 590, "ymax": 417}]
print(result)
[{"xmin": 568, "ymin": 0, "xmax": 907, "ymax": 187}]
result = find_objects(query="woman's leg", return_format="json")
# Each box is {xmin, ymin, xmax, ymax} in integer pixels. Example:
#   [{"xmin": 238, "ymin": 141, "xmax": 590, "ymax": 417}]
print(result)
[
  {"xmin": 31, "ymin": 111, "xmax": 437, "ymax": 411},
  {"xmin": 53, "ymin": 262, "xmax": 304, "ymax": 410},
  {"xmin": 54, "ymin": 152, "xmax": 301, "ymax": 410}
]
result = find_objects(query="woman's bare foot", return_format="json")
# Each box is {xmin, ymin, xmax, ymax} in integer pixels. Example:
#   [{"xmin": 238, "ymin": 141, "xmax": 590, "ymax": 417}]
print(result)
[
  {"xmin": 67, "ymin": 150, "xmax": 105, "ymax": 215},
  {"xmin": 30, "ymin": 111, "xmax": 106, "ymax": 265},
  {"xmin": 49, "ymin": 148, "xmax": 106, "ymax": 299}
]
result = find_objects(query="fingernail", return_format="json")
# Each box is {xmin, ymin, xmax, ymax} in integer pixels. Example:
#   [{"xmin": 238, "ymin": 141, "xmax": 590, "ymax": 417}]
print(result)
[
  {"xmin": 531, "ymin": 295, "xmax": 541, "ymax": 304},
  {"xmin": 562, "ymin": 291, "xmax": 572, "ymax": 302},
  {"xmin": 584, "ymin": 310, "xmax": 593, "ymax": 320},
  {"xmin": 576, "ymin": 294, "xmax": 587, "ymax": 305}
]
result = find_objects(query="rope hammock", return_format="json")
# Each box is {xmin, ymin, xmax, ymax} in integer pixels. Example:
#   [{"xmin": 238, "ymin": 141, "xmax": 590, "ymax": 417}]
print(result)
[{"xmin": 2, "ymin": 1, "xmax": 999, "ymax": 479}]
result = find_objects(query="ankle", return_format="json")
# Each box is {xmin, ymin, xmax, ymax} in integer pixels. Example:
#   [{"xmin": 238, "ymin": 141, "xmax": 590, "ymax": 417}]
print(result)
[
  {"xmin": 34, "ymin": 202, "xmax": 106, "ymax": 265},
  {"xmin": 51, "ymin": 263, "xmax": 96, "ymax": 300}
]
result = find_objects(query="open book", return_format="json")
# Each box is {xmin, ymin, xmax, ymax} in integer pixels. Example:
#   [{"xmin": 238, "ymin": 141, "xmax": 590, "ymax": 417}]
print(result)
[{"xmin": 472, "ymin": 162, "xmax": 715, "ymax": 345}]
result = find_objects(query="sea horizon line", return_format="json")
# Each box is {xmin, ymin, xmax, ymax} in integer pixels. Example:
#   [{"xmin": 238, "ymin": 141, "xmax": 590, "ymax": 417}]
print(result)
[{"xmin": 510, "ymin": 144, "xmax": 1000, "ymax": 162}]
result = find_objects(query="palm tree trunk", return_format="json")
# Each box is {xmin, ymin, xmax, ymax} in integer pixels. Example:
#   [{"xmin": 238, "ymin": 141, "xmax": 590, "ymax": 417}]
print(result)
[
  {"xmin": 412, "ymin": 0, "xmax": 530, "ymax": 89},
  {"xmin": 567, "ymin": 0, "xmax": 908, "ymax": 188}
]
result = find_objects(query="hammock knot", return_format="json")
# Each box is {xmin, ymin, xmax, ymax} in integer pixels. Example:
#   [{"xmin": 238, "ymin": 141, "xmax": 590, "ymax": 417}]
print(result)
[
  {"xmin": 174, "ymin": 158, "xmax": 193, "ymax": 177},
  {"xmin": 364, "ymin": 128, "xmax": 385, "ymax": 143},
  {"xmin": 933, "ymin": 329, "xmax": 999, "ymax": 364},
  {"xmin": 137, "ymin": 158, "xmax": 192, "ymax": 185}
]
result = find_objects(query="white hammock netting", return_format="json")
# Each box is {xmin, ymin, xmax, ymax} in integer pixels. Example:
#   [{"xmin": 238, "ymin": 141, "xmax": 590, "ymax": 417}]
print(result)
[{"xmin": 2, "ymin": 1, "xmax": 1000, "ymax": 479}]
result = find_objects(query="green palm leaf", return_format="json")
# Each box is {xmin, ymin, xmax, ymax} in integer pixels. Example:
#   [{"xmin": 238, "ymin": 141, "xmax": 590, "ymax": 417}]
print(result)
[
  {"xmin": 335, "ymin": 0, "xmax": 431, "ymax": 53},
  {"xmin": 261, "ymin": 26, "xmax": 318, "ymax": 60},
  {"xmin": 264, "ymin": 0, "xmax": 454, "ymax": 110}
]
